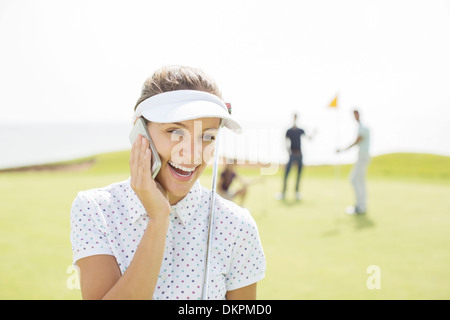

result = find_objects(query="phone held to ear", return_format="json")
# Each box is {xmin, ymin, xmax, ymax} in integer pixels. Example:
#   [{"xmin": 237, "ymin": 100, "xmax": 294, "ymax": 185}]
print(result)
[{"xmin": 129, "ymin": 118, "xmax": 162, "ymax": 179}]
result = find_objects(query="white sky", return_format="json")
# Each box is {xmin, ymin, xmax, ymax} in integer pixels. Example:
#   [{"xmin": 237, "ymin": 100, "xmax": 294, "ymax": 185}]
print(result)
[{"xmin": 1, "ymin": 0, "xmax": 449, "ymax": 162}]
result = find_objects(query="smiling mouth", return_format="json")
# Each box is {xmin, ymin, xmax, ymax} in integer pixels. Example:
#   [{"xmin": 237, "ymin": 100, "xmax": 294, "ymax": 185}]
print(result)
[{"xmin": 168, "ymin": 160, "xmax": 198, "ymax": 178}]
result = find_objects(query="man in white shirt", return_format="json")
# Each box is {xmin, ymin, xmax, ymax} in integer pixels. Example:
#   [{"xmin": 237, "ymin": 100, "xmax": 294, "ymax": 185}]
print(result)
[{"xmin": 337, "ymin": 109, "xmax": 371, "ymax": 214}]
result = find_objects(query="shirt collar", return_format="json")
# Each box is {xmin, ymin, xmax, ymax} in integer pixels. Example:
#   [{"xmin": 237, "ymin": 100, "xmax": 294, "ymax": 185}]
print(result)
[
  {"xmin": 171, "ymin": 180, "xmax": 202, "ymax": 226},
  {"xmin": 125, "ymin": 178, "xmax": 203, "ymax": 226}
]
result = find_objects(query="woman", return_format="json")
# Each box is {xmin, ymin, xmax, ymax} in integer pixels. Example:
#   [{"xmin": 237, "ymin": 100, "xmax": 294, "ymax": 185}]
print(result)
[
  {"xmin": 218, "ymin": 163, "xmax": 248, "ymax": 206},
  {"xmin": 70, "ymin": 65, "xmax": 266, "ymax": 300}
]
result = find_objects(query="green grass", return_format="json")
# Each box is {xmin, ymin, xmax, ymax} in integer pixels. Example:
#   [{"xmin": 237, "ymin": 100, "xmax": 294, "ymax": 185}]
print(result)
[{"xmin": 0, "ymin": 152, "xmax": 449, "ymax": 299}]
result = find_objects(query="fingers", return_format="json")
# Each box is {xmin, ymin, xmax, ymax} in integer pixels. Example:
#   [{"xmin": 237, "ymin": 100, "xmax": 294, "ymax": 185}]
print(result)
[
  {"xmin": 130, "ymin": 135, "xmax": 139, "ymax": 182},
  {"xmin": 140, "ymin": 136, "xmax": 151, "ymax": 179},
  {"xmin": 130, "ymin": 135, "xmax": 153, "ymax": 189},
  {"xmin": 130, "ymin": 135, "xmax": 171, "ymax": 218}
]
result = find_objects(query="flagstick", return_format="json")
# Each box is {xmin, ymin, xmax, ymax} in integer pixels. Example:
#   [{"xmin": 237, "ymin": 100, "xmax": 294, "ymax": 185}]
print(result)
[
  {"xmin": 334, "ymin": 106, "xmax": 341, "ymax": 219},
  {"xmin": 329, "ymin": 93, "xmax": 341, "ymax": 220}
]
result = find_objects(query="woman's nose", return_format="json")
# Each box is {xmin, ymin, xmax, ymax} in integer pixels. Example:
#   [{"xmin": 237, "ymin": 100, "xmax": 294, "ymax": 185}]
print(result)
[{"xmin": 175, "ymin": 136, "xmax": 203, "ymax": 165}]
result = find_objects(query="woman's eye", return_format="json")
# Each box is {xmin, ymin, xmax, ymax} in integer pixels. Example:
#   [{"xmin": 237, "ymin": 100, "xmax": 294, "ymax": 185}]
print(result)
[
  {"xmin": 169, "ymin": 129, "xmax": 184, "ymax": 137},
  {"xmin": 203, "ymin": 133, "xmax": 216, "ymax": 141}
]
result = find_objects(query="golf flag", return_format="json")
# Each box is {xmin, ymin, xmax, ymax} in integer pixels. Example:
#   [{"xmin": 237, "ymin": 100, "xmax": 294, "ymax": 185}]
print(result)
[{"xmin": 328, "ymin": 95, "xmax": 338, "ymax": 108}]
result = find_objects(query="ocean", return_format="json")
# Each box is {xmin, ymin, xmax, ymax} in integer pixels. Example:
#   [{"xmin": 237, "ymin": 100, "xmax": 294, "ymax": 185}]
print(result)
[
  {"xmin": 0, "ymin": 122, "xmax": 373, "ymax": 170},
  {"xmin": 0, "ymin": 123, "xmax": 132, "ymax": 170}
]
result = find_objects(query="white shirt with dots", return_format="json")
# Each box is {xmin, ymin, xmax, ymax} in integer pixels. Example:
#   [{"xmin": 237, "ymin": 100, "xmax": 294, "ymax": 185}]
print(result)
[{"xmin": 70, "ymin": 178, "xmax": 266, "ymax": 300}]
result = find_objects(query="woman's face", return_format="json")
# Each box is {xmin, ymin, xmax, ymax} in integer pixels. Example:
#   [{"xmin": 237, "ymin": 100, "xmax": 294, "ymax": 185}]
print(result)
[{"xmin": 147, "ymin": 117, "xmax": 220, "ymax": 205}]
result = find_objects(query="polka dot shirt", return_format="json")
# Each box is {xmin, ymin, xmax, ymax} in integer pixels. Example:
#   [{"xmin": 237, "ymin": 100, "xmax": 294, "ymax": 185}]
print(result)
[{"xmin": 70, "ymin": 178, "xmax": 266, "ymax": 300}]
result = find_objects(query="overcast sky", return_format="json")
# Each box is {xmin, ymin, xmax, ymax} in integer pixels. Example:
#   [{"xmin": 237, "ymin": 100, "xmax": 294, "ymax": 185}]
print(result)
[{"xmin": 1, "ymin": 0, "xmax": 449, "ymax": 161}]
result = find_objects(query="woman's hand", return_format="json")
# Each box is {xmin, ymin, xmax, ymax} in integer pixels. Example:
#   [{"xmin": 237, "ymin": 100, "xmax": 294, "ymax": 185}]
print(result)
[
  {"xmin": 130, "ymin": 134, "xmax": 171, "ymax": 222},
  {"xmin": 79, "ymin": 135, "xmax": 170, "ymax": 300}
]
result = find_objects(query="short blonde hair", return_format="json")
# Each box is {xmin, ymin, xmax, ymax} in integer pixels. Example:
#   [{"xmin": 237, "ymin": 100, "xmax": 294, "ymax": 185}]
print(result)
[{"xmin": 134, "ymin": 65, "xmax": 222, "ymax": 110}]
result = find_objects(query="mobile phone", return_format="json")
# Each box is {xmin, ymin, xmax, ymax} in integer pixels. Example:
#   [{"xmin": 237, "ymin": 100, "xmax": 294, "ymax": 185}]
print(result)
[{"xmin": 129, "ymin": 117, "xmax": 162, "ymax": 179}]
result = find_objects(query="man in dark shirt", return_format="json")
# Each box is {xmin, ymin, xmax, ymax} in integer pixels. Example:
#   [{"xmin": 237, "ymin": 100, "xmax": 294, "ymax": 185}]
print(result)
[{"xmin": 280, "ymin": 113, "xmax": 306, "ymax": 200}]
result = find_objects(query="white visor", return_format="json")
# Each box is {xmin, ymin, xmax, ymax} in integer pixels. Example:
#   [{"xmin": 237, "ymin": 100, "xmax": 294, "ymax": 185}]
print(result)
[{"xmin": 132, "ymin": 90, "xmax": 242, "ymax": 134}]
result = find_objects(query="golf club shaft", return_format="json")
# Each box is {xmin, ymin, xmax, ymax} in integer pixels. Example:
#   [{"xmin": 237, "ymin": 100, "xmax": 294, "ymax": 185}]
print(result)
[{"xmin": 201, "ymin": 133, "xmax": 221, "ymax": 300}]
